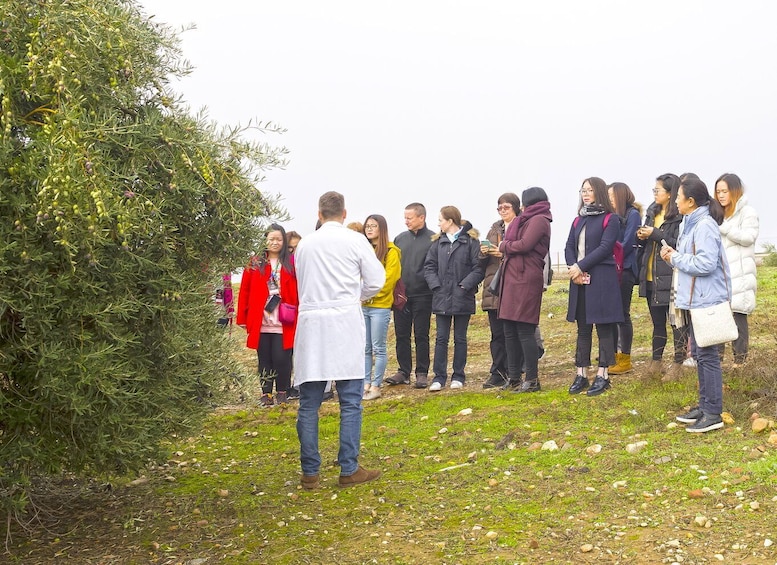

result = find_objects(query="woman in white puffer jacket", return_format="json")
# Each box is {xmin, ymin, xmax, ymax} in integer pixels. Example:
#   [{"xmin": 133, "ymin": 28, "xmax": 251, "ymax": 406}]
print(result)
[{"xmin": 715, "ymin": 173, "xmax": 759, "ymax": 365}]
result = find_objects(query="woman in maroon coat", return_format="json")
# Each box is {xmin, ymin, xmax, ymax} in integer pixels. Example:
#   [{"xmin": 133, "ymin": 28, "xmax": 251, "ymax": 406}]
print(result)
[
  {"xmin": 236, "ymin": 223, "xmax": 299, "ymax": 406},
  {"xmin": 496, "ymin": 187, "xmax": 552, "ymax": 393},
  {"xmin": 565, "ymin": 177, "xmax": 623, "ymax": 396}
]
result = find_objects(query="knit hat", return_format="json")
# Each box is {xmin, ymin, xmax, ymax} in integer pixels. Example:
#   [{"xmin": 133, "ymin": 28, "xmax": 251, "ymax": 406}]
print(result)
[{"xmin": 522, "ymin": 187, "xmax": 549, "ymax": 208}]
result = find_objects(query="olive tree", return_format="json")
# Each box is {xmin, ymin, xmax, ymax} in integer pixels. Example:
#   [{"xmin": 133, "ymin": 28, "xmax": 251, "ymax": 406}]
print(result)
[{"xmin": 0, "ymin": 0, "xmax": 287, "ymax": 514}]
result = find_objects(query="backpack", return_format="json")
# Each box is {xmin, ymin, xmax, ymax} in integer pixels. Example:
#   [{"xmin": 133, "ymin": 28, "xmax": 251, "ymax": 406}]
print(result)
[{"xmin": 573, "ymin": 213, "xmax": 623, "ymax": 282}]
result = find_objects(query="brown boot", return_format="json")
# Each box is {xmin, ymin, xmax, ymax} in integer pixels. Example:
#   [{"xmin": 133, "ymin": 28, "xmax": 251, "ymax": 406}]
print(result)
[
  {"xmin": 646, "ymin": 360, "xmax": 663, "ymax": 376},
  {"xmin": 338, "ymin": 466, "xmax": 381, "ymax": 488},
  {"xmin": 608, "ymin": 353, "xmax": 632, "ymax": 374},
  {"xmin": 661, "ymin": 363, "xmax": 683, "ymax": 382},
  {"xmin": 300, "ymin": 474, "xmax": 320, "ymax": 490}
]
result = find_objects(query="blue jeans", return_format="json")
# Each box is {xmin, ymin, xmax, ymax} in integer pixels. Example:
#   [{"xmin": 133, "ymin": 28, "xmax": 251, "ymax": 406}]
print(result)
[
  {"xmin": 690, "ymin": 323, "xmax": 723, "ymax": 416},
  {"xmin": 432, "ymin": 314, "xmax": 471, "ymax": 384},
  {"xmin": 363, "ymin": 306, "xmax": 392, "ymax": 387},
  {"xmin": 296, "ymin": 379, "xmax": 363, "ymax": 476}
]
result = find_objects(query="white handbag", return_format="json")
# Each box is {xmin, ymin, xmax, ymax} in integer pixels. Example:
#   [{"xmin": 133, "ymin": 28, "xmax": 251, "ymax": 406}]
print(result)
[
  {"xmin": 690, "ymin": 300, "xmax": 738, "ymax": 348},
  {"xmin": 688, "ymin": 243, "xmax": 738, "ymax": 348}
]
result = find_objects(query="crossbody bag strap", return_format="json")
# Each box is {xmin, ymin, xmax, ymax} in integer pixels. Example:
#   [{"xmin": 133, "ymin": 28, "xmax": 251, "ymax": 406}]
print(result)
[
  {"xmin": 689, "ymin": 242, "xmax": 696, "ymax": 308},
  {"xmin": 689, "ymin": 223, "xmax": 730, "ymax": 308}
]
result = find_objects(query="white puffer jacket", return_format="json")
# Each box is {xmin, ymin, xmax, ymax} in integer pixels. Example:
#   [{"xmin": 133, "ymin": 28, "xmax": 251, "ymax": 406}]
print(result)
[{"xmin": 719, "ymin": 195, "xmax": 759, "ymax": 314}]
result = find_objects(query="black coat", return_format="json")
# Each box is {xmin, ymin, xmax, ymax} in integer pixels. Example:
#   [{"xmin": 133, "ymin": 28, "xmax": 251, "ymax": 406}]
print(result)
[
  {"xmin": 565, "ymin": 213, "xmax": 624, "ymax": 324},
  {"xmin": 637, "ymin": 203, "xmax": 682, "ymax": 306},
  {"xmin": 424, "ymin": 222, "xmax": 485, "ymax": 315}
]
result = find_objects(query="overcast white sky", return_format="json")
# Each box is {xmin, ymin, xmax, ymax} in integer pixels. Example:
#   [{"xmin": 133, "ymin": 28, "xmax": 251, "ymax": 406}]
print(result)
[{"xmin": 139, "ymin": 0, "xmax": 777, "ymax": 261}]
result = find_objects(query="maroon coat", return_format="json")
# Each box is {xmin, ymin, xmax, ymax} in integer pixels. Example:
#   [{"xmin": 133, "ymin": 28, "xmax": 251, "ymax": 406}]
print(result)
[{"xmin": 496, "ymin": 201, "xmax": 552, "ymax": 324}]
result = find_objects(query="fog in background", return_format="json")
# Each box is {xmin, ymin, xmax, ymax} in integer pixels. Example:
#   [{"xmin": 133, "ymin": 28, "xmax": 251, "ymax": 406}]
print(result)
[{"xmin": 139, "ymin": 0, "xmax": 777, "ymax": 264}]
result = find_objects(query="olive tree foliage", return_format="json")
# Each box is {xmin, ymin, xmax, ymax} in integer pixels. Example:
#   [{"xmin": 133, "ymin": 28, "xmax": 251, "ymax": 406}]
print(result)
[{"xmin": 0, "ymin": 0, "xmax": 287, "ymax": 513}]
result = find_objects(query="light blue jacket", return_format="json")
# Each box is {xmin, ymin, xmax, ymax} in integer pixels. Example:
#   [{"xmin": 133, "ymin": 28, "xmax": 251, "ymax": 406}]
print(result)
[{"xmin": 670, "ymin": 205, "xmax": 731, "ymax": 310}]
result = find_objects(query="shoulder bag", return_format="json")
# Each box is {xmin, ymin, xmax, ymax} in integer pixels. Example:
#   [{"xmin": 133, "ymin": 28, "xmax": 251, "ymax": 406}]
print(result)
[{"xmin": 688, "ymin": 242, "xmax": 738, "ymax": 348}]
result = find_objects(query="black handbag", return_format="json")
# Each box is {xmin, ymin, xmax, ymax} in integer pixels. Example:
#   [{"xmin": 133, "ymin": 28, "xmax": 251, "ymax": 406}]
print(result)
[{"xmin": 487, "ymin": 263, "xmax": 502, "ymax": 296}]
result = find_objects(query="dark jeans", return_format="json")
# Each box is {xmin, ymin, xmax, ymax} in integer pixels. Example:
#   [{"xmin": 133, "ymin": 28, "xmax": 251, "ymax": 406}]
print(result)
[
  {"xmin": 258, "ymin": 332, "xmax": 292, "ymax": 393},
  {"xmin": 575, "ymin": 287, "xmax": 616, "ymax": 368},
  {"xmin": 613, "ymin": 269, "xmax": 636, "ymax": 354},
  {"xmin": 645, "ymin": 282, "xmax": 689, "ymax": 363},
  {"xmin": 486, "ymin": 309, "xmax": 507, "ymax": 378},
  {"xmin": 690, "ymin": 323, "xmax": 723, "ymax": 416},
  {"xmin": 393, "ymin": 294, "xmax": 432, "ymax": 377},
  {"xmin": 432, "ymin": 314, "xmax": 471, "ymax": 384},
  {"xmin": 503, "ymin": 320, "xmax": 539, "ymax": 381},
  {"xmin": 718, "ymin": 312, "xmax": 749, "ymax": 363}
]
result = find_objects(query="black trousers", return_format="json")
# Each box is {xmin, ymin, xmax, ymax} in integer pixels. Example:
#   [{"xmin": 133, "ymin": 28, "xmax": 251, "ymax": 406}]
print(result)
[
  {"xmin": 258, "ymin": 333, "xmax": 292, "ymax": 394},
  {"xmin": 575, "ymin": 287, "xmax": 616, "ymax": 368},
  {"xmin": 393, "ymin": 294, "xmax": 432, "ymax": 377}
]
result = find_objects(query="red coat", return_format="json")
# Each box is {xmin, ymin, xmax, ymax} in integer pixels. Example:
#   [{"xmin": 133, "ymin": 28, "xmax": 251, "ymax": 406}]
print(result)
[{"xmin": 236, "ymin": 256, "xmax": 299, "ymax": 350}]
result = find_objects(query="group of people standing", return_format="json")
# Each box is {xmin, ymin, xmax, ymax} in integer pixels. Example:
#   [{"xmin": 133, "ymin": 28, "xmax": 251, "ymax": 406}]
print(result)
[
  {"xmin": 564, "ymin": 173, "xmax": 758, "ymax": 433},
  {"xmin": 234, "ymin": 173, "xmax": 759, "ymax": 489}
]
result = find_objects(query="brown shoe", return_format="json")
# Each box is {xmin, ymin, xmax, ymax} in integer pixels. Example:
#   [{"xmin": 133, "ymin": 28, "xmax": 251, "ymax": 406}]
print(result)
[
  {"xmin": 414, "ymin": 374, "xmax": 428, "ymax": 389},
  {"xmin": 661, "ymin": 363, "xmax": 683, "ymax": 382},
  {"xmin": 300, "ymin": 474, "xmax": 320, "ymax": 490},
  {"xmin": 646, "ymin": 360, "xmax": 663, "ymax": 376},
  {"xmin": 338, "ymin": 466, "xmax": 381, "ymax": 488},
  {"xmin": 385, "ymin": 372, "xmax": 410, "ymax": 386}
]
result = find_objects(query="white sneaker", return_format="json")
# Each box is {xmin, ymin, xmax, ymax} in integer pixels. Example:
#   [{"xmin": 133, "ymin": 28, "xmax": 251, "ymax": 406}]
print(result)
[
  {"xmin": 450, "ymin": 381, "xmax": 464, "ymax": 389},
  {"xmin": 428, "ymin": 381, "xmax": 442, "ymax": 392},
  {"xmin": 683, "ymin": 357, "xmax": 697, "ymax": 368},
  {"xmin": 363, "ymin": 387, "xmax": 381, "ymax": 400}
]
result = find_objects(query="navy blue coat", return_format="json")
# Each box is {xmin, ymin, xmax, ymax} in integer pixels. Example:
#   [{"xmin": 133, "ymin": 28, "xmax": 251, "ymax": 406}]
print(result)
[
  {"xmin": 424, "ymin": 222, "xmax": 485, "ymax": 315},
  {"xmin": 565, "ymin": 213, "xmax": 624, "ymax": 324}
]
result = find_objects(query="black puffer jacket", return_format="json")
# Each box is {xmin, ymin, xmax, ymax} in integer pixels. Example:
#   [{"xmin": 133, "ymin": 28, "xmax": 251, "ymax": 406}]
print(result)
[
  {"xmin": 424, "ymin": 221, "xmax": 485, "ymax": 315},
  {"xmin": 637, "ymin": 202, "xmax": 682, "ymax": 306}
]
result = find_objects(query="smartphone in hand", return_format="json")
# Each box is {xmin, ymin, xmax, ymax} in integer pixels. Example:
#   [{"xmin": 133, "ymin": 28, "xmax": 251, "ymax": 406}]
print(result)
[{"xmin": 481, "ymin": 240, "xmax": 494, "ymax": 248}]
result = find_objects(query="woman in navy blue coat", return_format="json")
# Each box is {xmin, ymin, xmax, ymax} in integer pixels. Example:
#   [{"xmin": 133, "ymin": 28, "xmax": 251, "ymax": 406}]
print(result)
[
  {"xmin": 424, "ymin": 206, "xmax": 485, "ymax": 391},
  {"xmin": 565, "ymin": 177, "xmax": 624, "ymax": 396}
]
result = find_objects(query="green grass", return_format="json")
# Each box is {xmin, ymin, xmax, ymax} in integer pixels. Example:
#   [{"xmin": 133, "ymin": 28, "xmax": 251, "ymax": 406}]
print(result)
[{"xmin": 8, "ymin": 269, "xmax": 777, "ymax": 564}]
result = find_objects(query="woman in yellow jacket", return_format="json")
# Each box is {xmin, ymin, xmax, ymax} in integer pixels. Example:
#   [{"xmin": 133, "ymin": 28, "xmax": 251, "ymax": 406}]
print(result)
[{"xmin": 362, "ymin": 214, "xmax": 402, "ymax": 400}]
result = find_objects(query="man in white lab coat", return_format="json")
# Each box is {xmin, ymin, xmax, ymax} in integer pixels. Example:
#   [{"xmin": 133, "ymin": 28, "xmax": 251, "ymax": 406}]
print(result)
[{"xmin": 293, "ymin": 191, "xmax": 386, "ymax": 489}]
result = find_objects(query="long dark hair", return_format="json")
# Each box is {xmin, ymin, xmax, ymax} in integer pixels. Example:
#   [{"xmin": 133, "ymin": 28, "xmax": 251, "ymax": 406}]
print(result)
[
  {"xmin": 364, "ymin": 214, "xmax": 390, "ymax": 263},
  {"xmin": 715, "ymin": 172, "xmax": 744, "ymax": 219},
  {"xmin": 656, "ymin": 173, "xmax": 681, "ymax": 220},
  {"xmin": 607, "ymin": 182, "xmax": 634, "ymax": 217},
  {"xmin": 264, "ymin": 223, "xmax": 293, "ymax": 272},
  {"xmin": 579, "ymin": 177, "xmax": 613, "ymax": 213},
  {"xmin": 680, "ymin": 178, "xmax": 724, "ymax": 225}
]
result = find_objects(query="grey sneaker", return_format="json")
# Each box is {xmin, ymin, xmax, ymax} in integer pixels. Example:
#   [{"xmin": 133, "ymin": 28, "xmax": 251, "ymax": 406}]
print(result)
[
  {"xmin": 686, "ymin": 413, "xmax": 724, "ymax": 433},
  {"xmin": 676, "ymin": 406, "xmax": 702, "ymax": 424}
]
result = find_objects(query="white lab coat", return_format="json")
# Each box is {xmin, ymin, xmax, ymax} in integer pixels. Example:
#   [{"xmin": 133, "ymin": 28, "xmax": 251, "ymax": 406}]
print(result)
[{"xmin": 293, "ymin": 221, "xmax": 385, "ymax": 384}]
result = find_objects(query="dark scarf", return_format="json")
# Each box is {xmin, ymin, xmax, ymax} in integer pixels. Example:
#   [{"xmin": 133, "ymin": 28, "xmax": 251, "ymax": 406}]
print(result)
[
  {"xmin": 508, "ymin": 200, "xmax": 551, "ymax": 238},
  {"xmin": 579, "ymin": 203, "xmax": 607, "ymax": 217}
]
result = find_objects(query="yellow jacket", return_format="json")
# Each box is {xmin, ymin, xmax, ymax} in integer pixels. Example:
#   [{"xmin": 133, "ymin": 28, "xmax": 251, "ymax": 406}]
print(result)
[{"xmin": 363, "ymin": 243, "xmax": 401, "ymax": 309}]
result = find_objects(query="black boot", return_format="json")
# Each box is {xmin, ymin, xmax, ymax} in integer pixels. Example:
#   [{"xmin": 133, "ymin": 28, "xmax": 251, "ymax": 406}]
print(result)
[
  {"xmin": 483, "ymin": 372, "xmax": 507, "ymax": 389},
  {"xmin": 501, "ymin": 378, "xmax": 522, "ymax": 391},
  {"xmin": 568, "ymin": 375, "xmax": 589, "ymax": 394},
  {"xmin": 586, "ymin": 376, "xmax": 611, "ymax": 396},
  {"xmin": 514, "ymin": 379, "xmax": 541, "ymax": 393}
]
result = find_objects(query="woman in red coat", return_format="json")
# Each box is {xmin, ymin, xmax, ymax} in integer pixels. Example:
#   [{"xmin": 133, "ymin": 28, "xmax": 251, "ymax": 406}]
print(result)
[
  {"xmin": 496, "ymin": 187, "xmax": 552, "ymax": 393},
  {"xmin": 237, "ymin": 223, "xmax": 299, "ymax": 406}
]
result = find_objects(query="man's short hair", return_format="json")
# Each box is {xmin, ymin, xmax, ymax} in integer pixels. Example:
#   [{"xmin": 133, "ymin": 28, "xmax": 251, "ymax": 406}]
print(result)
[
  {"xmin": 319, "ymin": 191, "xmax": 345, "ymax": 220},
  {"xmin": 405, "ymin": 202, "xmax": 426, "ymax": 218}
]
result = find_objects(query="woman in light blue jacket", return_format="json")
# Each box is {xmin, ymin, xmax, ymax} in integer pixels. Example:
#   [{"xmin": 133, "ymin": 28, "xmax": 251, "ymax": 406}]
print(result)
[{"xmin": 660, "ymin": 177, "xmax": 730, "ymax": 434}]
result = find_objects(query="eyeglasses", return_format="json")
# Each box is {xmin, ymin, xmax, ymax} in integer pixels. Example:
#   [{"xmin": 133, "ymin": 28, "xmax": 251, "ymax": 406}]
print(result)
[
  {"xmin": 496, "ymin": 204, "xmax": 512, "ymax": 211},
  {"xmin": 652, "ymin": 188, "xmax": 667, "ymax": 194},
  {"xmin": 579, "ymin": 189, "xmax": 594, "ymax": 194},
  {"xmin": 364, "ymin": 223, "xmax": 379, "ymax": 230}
]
